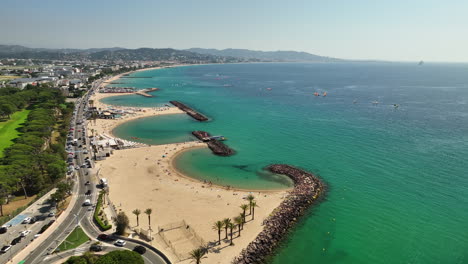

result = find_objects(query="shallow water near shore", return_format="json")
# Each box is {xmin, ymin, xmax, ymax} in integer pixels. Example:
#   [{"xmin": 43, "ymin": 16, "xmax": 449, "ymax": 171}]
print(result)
[{"xmin": 105, "ymin": 63, "xmax": 468, "ymax": 263}]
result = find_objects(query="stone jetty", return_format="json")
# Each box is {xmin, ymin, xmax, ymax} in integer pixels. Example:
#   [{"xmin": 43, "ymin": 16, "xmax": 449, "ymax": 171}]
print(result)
[
  {"xmin": 99, "ymin": 87, "xmax": 135, "ymax": 93},
  {"xmin": 192, "ymin": 131, "xmax": 235, "ymax": 156},
  {"xmin": 169, "ymin": 101, "xmax": 209, "ymax": 121},
  {"xmin": 233, "ymin": 164, "xmax": 325, "ymax": 264},
  {"xmin": 135, "ymin": 88, "xmax": 159, "ymax": 97}
]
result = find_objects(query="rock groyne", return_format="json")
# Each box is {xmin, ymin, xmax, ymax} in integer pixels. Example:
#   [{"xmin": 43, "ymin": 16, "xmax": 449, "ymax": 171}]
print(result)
[
  {"xmin": 192, "ymin": 131, "xmax": 235, "ymax": 156},
  {"xmin": 170, "ymin": 101, "xmax": 208, "ymax": 121},
  {"xmin": 233, "ymin": 164, "xmax": 325, "ymax": 264},
  {"xmin": 135, "ymin": 88, "xmax": 159, "ymax": 97}
]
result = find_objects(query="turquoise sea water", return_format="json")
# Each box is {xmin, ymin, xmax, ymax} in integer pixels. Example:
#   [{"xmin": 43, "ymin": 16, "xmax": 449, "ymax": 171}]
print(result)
[{"xmin": 105, "ymin": 63, "xmax": 468, "ymax": 263}]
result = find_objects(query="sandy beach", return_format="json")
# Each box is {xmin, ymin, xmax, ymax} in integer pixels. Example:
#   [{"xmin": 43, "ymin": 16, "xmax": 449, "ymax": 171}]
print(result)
[{"xmin": 90, "ymin": 70, "xmax": 289, "ymax": 263}]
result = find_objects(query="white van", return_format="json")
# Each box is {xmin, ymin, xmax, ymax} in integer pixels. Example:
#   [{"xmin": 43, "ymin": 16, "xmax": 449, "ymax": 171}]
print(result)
[{"xmin": 83, "ymin": 199, "xmax": 91, "ymax": 206}]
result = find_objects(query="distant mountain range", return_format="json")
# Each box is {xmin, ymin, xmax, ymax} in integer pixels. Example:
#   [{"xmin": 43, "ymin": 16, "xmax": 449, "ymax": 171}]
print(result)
[
  {"xmin": 0, "ymin": 45, "xmax": 342, "ymax": 63},
  {"xmin": 186, "ymin": 48, "xmax": 342, "ymax": 62},
  {"xmin": 0, "ymin": 45, "xmax": 241, "ymax": 63}
]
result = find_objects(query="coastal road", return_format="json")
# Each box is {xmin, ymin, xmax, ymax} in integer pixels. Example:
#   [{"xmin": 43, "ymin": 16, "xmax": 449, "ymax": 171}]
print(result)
[
  {"xmin": 0, "ymin": 189, "xmax": 57, "ymax": 264},
  {"xmin": 22, "ymin": 80, "xmax": 168, "ymax": 264}
]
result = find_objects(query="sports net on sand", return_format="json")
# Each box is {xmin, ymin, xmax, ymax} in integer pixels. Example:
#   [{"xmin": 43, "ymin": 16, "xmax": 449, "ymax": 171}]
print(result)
[{"xmin": 158, "ymin": 220, "xmax": 205, "ymax": 261}]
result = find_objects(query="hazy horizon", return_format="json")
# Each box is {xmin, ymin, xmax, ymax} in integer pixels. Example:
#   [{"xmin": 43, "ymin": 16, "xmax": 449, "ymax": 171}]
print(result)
[{"xmin": 1, "ymin": 0, "xmax": 467, "ymax": 62}]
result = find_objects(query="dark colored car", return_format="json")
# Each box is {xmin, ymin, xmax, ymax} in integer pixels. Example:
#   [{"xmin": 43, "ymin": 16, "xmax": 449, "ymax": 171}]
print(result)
[
  {"xmin": 133, "ymin": 245, "xmax": 146, "ymax": 254},
  {"xmin": 11, "ymin": 236, "xmax": 22, "ymax": 245},
  {"xmin": 90, "ymin": 244, "xmax": 103, "ymax": 252},
  {"xmin": 97, "ymin": 234, "xmax": 110, "ymax": 241},
  {"xmin": 85, "ymin": 190, "xmax": 91, "ymax": 195},
  {"xmin": 0, "ymin": 226, "xmax": 7, "ymax": 234}
]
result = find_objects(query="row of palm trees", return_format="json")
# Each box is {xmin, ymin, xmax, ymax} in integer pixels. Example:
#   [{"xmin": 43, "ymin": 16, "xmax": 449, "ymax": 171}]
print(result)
[
  {"xmin": 212, "ymin": 194, "xmax": 258, "ymax": 246},
  {"xmin": 132, "ymin": 208, "xmax": 153, "ymax": 229},
  {"xmin": 189, "ymin": 195, "xmax": 258, "ymax": 264}
]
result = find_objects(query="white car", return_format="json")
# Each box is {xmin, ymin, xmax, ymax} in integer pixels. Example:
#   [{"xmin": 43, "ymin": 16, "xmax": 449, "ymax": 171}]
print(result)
[
  {"xmin": 0, "ymin": 245, "xmax": 11, "ymax": 253},
  {"xmin": 22, "ymin": 217, "xmax": 32, "ymax": 224},
  {"xmin": 20, "ymin": 230, "xmax": 31, "ymax": 237},
  {"xmin": 114, "ymin": 240, "xmax": 126, "ymax": 247}
]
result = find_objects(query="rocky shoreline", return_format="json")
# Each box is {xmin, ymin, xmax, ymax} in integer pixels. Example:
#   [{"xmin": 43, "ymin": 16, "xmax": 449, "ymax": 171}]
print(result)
[
  {"xmin": 192, "ymin": 131, "xmax": 235, "ymax": 156},
  {"xmin": 233, "ymin": 164, "xmax": 325, "ymax": 264},
  {"xmin": 169, "ymin": 100, "xmax": 209, "ymax": 121}
]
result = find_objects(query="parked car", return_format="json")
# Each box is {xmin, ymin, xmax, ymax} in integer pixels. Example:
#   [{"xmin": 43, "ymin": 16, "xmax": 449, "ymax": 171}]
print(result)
[
  {"xmin": 0, "ymin": 226, "xmax": 8, "ymax": 234},
  {"xmin": 48, "ymin": 212, "xmax": 55, "ymax": 217},
  {"xmin": 20, "ymin": 230, "xmax": 31, "ymax": 237},
  {"xmin": 90, "ymin": 244, "xmax": 103, "ymax": 252},
  {"xmin": 0, "ymin": 245, "xmax": 12, "ymax": 253},
  {"xmin": 114, "ymin": 240, "xmax": 126, "ymax": 247},
  {"xmin": 11, "ymin": 237, "xmax": 22, "ymax": 245},
  {"xmin": 97, "ymin": 234, "xmax": 112, "ymax": 241},
  {"xmin": 133, "ymin": 245, "xmax": 146, "ymax": 254}
]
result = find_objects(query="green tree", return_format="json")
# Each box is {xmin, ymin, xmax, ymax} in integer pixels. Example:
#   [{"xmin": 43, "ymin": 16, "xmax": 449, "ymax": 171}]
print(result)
[
  {"xmin": 240, "ymin": 204, "xmax": 248, "ymax": 220},
  {"xmin": 251, "ymin": 201, "xmax": 259, "ymax": 220},
  {"xmin": 132, "ymin": 209, "xmax": 141, "ymax": 226},
  {"xmin": 234, "ymin": 216, "xmax": 243, "ymax": 237},
  {"xmin": 144, "ymin": 208, "xmax": 152, "ymax": 229},
  {"xmin": 114, "ymin": 212, "xmax": 129, "ymax": 235},
  {"xmin": 240, "ymin": 212, "xmax": 246, "ymax": 229},
  {"xmin": 189, "ymin": 247, "xmax": 207, "ymax": 264},
  {"xmin": 212, "ymin": 220, "xmax": 224, "ymax": 245},
  {"xmin": 95, "ymin": 250, "xmax": 144, "ymax": 264},
  {"xmin": 247, "ymin": 194, "xmax": 255, "ymax": 215},
  {"xmin": 228, "ymin": 222, "xmax": 235, "ymax": 245},
  {"xmin": 222, "ymin": 218, "xmax": 231, "ymax": 240}
]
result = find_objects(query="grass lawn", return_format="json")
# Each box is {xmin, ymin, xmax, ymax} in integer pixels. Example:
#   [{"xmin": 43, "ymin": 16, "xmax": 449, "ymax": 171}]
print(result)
[
  {"xmin": 58, "ymin": 226, "xmax": 90, "ymax": 251},
  {"xmin": 0, "ymin": 109, "xmax": 30, "ymax": 157}
]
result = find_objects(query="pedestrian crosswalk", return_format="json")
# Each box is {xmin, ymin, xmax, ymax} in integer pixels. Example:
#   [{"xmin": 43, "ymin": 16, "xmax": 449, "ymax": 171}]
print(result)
[{"xmin": 73, "ymin": 246, "xmax": 89, "ymax": 255}]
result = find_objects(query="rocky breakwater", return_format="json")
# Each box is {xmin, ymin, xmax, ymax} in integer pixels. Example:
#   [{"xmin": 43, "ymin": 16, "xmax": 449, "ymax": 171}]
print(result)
[
  {"xmin": 135, "ymin": 88, "xmax": 159, "ymax": 97},
  {"xmin": 192, "ymin": 131, "xmax": 235, "ymax": 156},
  {"xmin": 169, "ymin": 101, "xmax": 209, "ymax": 121},
  {"xmin": 233, "ymin": 164, "xmax": 325, "ymax": 264}
]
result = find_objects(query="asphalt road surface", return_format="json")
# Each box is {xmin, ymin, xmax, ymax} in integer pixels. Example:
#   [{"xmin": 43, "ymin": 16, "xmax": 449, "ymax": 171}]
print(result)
[{"xmin": 20, "ymin": 81, "xmax": 168, "ymax": 264}]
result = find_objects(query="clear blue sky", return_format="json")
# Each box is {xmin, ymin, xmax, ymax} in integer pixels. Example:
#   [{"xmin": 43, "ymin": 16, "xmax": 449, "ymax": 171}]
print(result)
[{"xmin": 1, "ymin": 0, "xmax": 467, "ymax": 62}]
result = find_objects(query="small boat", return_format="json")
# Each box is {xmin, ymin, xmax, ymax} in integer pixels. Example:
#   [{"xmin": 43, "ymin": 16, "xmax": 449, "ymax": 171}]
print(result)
[
  {"xmin": 314, "ymin": 92, "xmax": 320, "ymax": 96},
  {"xmin": 393, "ymin": 104, "xmax": 399, "ymax": 108},
  {"xmin": 372, "ymin": 101, "xmax": 379, "ymax": 105},
  {"xmin": 266, "ymin": 88, "xmax": 272, "ymax": 91},
  {"xmin": 323, "ymin": 92, "xmax": 327, "ymax": 97}
]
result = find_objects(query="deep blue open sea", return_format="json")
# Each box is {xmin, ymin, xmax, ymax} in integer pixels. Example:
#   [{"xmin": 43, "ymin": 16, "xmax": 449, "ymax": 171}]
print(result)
[{"xmin": 104, "ymin": 63, "xmax": 468, "ymax": 264}]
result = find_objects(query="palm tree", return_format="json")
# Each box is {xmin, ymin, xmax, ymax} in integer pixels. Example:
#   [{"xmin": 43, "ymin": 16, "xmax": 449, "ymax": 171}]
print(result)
[
  {"xmin": 132, "ymin": 209, "xmax": 141, "ymax": 226},
  {"xmin": 240, "ymin": 204, "xmax": 248, "ymax": 218},
  {"xmin": 251, "ymin": 201, "xmax": 259, "ymax": 220},
  {"xmin": 189, "ymin": 247, "xmax": 207, "ymax": 264},
  {"xmin": 144, "ymin": 208, "xmax": 152, "ymax": 229},
  {"xmin": 223, "ymin": 218, "xmax": 231, "ymax": 240},
  {"xmin": 234, "ymin": 216, "xmax": 243, "ymax": 237},
  {"xmin": 247, "ymin": 194, "xmax": 255, "ymax": 215},
  {"xmin": 227, "ymin": 222, "xmax": 235, "ymax": 245},
  {"xmin": 212, "ymin": 221, "xmax": 224, "ymax": 245},
  {"xmin": 239, "ymin": 212, "xmax": 246, "ymax": 229}
]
